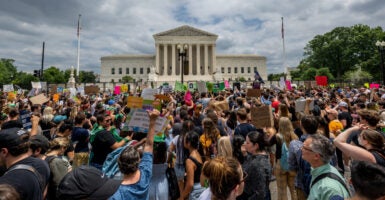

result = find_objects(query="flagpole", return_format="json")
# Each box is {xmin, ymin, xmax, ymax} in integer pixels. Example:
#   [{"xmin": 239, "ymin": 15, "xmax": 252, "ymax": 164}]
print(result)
[
  {"xmin": 281, "ymin": 17, "xmax": 287, "ymax": 79},
  {"xmin": 77, "ymin": 14, "xmax": 81, "ymax": 78}
]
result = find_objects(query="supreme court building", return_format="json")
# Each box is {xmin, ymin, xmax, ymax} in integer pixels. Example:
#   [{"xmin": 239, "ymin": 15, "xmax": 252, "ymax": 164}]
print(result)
[{"xmin": 100, "ymin": 25, "xmax": 267, "ymax": 85}]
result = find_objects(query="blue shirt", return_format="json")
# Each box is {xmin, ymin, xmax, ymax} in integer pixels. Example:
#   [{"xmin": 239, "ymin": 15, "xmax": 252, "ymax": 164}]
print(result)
[{"xmin": 110, "ymin": 152, "xmax": 153, "ymax": 200}]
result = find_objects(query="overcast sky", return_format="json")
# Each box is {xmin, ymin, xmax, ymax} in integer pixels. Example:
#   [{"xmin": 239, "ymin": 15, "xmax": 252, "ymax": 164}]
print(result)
[{"xmin": 0, "ymin": 0, "xmax": 384, "ymax": 75}]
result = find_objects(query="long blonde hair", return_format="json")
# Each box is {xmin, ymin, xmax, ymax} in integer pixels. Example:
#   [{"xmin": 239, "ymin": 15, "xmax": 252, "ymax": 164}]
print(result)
[
  {"xmin": 278, "ymin": 117, "xmax": 298, "ymax": 145},
  {"xmin": 217, "ymin": 136, "xmax": 233, "ymax": 157}
]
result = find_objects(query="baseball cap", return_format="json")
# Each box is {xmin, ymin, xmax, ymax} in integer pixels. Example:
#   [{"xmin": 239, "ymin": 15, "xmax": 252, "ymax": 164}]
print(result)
[
  {"xmin": 29, "ymin": 135, "xmax": 50, "ymax": 153},
  {"xmin": 338, "ymin": 101, "xmax": 348, "ymax": 108},
  {"xmin": 0, "ymin": 128, "xmax": 29, "ymax": 149},
  {"xmin": 108, "ymin": 99, "xmax": 115, "ymax": 105},
  {"xmin": 57, "ymin": 165, "xmax": 121, "ymax": 200}
]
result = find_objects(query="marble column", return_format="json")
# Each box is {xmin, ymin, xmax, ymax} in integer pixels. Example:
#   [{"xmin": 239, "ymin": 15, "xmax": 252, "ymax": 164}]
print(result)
[
  {"xmin": 188, "ymin": 44, "xmax": 192, "ymax": 75},
  {"xmin": 196, "ymin": 44, "xmax": 201, "ymax": 75},
  {"xmin": 212, "ymin": 44, "xmax": 216, "ymax": 75},
  {"xmin": 156, "ymin": 43, "xmax": 160, "ymax": 75},
  {"xmin": 204, "ymin": 44, "xmax": 208, "ymax": 75},
  {"xmin": 163, "ymin": 44, "xmax": 168, "ymax": 75},
  {"xmin": 172, "ymin": 44, "xmax": 176, "ymax": 76}
]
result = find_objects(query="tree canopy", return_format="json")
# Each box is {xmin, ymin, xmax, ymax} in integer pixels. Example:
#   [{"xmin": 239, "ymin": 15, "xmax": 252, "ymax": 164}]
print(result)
[{"xmin": 297, "ymin": 24, "xmax": 385, "ymax": 80}]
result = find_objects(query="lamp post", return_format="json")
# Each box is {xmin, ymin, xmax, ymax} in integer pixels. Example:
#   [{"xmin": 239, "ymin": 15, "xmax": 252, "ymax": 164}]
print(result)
[
  {"xmin": 376, "ymin": 41, "xmax": 385, "ymax": 85},
  {"xmin": 177, "ymin": 44, "xmax": 188, "ymax": 84}
]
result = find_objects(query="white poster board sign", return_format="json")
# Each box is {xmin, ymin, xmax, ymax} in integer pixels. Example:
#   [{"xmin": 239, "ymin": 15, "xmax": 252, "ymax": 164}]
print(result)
[
  {"xmin": 31, "ymin": 82, "xmax": 42, "ymax": 89},
  {"xmin": 3, "ymin": 84, "xmax": 14, "ymax": 92},
  {"xmin": 141, "ymin": 88, "xmax": 157, "ymax": 100},
  {"xmin": 126, "ymin": 109, "xmax": 167, "ymax": 133},
  {"xmin": 295, "ymin": 99, "xmax": 315, "ymax": 112}
]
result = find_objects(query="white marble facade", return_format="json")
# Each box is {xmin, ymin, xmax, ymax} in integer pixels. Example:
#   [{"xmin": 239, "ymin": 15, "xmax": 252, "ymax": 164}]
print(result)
[{"xmin": 100, "ymin": 25, "xmax": 267, "ymax": 84}]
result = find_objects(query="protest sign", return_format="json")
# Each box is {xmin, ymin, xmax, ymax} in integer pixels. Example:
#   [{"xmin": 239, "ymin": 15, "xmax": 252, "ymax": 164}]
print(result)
[
  {"xmin": 84, "ymin": 85, "xmax": 99, "ymax": 94},
  {"xmin": 315, "ymin": 76, "xmax": 328, "ymax": 86},
  {"xmin": 285, "ymin": 80, "xmax": 292, "ymax": 90},
  {"xmin": 250, "ymin": 105, "xmax": 274, "ymax": 129},
  {"xmin": 295, "ymin": 99, "xmax": 315, "ymax": 112},
  {"xmin": 114, "ymin": 86, "xmax": 121, "ymax": 95},
  {"xmin": 77, "ymin": 87, "xmax": 85, "ymax": 96},
  {"xmin": 224, "ymin": 80, "xmax": 230, "ymax": 88},
  {"xmin": 213, "ymin": 100, "xmax": 229, "ymax": 112},
  {"xmin": 279, "ymin": 77, "xmax": 285, "ymax": 90},
  {"xmin": 3, "ymin": 84, "xmax": 14, "ymax": 92},
  {"xmin": 154, "ymin": 94, "xmax": 171, "ymax": 102},
  {"xmin": 126, "ymin": 109, "xmax": 167, "ymax": 134},
  {"xmin": 121, "ymin": 84, "xmax": 128, "ymax": 93},
  {"xmin": 31, "ymin": 82, "xmax": 41, "ymax": 89},
  {"xmin": 247, "ymin": 89, "xmax": 261, "ymax": 97},
  {"xmin": 126, "ymin": 96, "xmax": 143, "ymax": 108},
  {"xmin": 188, "ymin": 82, "xmax": 197, "ymax": 90},
  {"xmin": 197, "ymin": 81, "xmax": 207, "ymax": 93},
  {"xmin": 175, "ymin": 81, "xmax": 186, "ymax": 92},
  {"xmin": 50, "ymin": 85, "xmax": 57, "ymax": 95},
  {"xmin": 370, "ymin": 83, "xmax": 380, "ymax": 89},
  {"xmin": 141, "ymin": 88, "xmax": 157, "ymax": 100},
  {"xmin": 29, "ymin": 94, "xmax": 49, "ymax": 105}
]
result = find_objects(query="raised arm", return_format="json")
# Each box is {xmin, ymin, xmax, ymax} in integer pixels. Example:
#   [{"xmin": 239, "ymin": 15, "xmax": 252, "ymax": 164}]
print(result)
[
  {"xmin": 334, "ymin": 126, "xmax": 376, "ymax": 163},
  {"xmin": 143, "ymin": 109, "xmax": 160, "ymax": 153}
]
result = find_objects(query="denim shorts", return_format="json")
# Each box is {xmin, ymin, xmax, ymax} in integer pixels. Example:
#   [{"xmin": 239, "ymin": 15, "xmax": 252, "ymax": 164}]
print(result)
[{"xmin": 174, "ymin": 163, "xmax": 185, "ymax": 181}]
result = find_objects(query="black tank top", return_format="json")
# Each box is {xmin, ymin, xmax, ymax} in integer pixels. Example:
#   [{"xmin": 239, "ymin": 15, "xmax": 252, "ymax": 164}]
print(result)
[{"xmin": 187, "ymin": 156, "xmax": 202, "ymax": 183}]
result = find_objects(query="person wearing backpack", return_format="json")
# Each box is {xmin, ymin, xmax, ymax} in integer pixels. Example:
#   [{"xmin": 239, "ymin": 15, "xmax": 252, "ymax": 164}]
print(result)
[
  {"xmin": 302, "ymin": 134, "xmax": 350, "ymax": 200},
  {"xmin": 288, "ymin": 115, "xmax": 319, "ymax": 200},
  {"xmin": 270, "ymin": 117, "xmax": 298, "ymax": 200},
  {"xmin": 45, "ymin": 137, "xmax": 72, "ymax": 200}
]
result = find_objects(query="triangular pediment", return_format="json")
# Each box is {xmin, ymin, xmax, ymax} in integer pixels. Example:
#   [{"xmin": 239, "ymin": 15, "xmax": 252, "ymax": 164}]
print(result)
[{"xmin": 153, "ymin": 25, "xmax": 218, "ymax": 37}]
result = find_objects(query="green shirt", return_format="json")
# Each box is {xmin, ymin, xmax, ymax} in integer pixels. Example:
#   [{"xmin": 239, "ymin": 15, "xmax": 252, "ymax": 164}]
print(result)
[{"xmin": 308, "ymin": 164, "xmax": 350, "ymax": 200}]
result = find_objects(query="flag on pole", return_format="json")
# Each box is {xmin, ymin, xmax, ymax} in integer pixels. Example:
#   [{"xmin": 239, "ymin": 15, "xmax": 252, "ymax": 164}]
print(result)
[
  {"xmin": 281, "ymin": 17, "xmax": 284, "ymax": 39},
  {"xmin": 77, "ymin": 14, "xmax": 81, "ymax": 38}
]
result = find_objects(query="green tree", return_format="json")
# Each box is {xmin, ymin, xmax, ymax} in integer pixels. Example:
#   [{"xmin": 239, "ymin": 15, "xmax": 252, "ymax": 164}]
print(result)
[
  {"xmin": 43, "ymin": 66, "xmax": 65, "ymax": 83},
  {"xmin": 0, "ymin": 59, "xmax": 18, "ymax": 85},
  {"xmin": 13, "ymin": 72, "xmax": 39, "ymax": 89},
  {"xmin": 289, "ymin": 70, "xmax": 302, "ymax": 81},
  {"xmin": 80, "ymin": 71, "xmax": 96, "ymax": 83},
  {"xmin": 343, "ymin": 68, "xmax": 372, "ymax": 83},
  {"xmin": 300, "ymin": 24, "xmax": 385, "ymax": 80},
  {"xmin": 301, "ymin": 68, "xmax": 317, "ymax": 80},
  {"xmin": 238, "ymin": 77, "xmax": 246, "ymax": 82},
  {"xmin": 122, "ymin": 75, "xmax": 135, "ymax": 83}
]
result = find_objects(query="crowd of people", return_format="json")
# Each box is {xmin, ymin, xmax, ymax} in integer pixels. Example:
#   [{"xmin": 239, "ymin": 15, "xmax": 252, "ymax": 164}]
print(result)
[{"xmin": 0, "ymin": 83, "xmax": 384, "ymax": 200}]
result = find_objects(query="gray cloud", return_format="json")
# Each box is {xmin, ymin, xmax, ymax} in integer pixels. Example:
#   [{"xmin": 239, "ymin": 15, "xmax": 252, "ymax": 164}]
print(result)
[{"xmin": 0, "ymin": 0, "xmax": 383, "ymax": 75}]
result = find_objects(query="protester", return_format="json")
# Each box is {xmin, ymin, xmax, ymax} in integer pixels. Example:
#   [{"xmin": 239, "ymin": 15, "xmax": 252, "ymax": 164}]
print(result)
[
  {"xmin": 199, "ymin": 156, "xmax": 245, "ymax": 200},
  {"xmin": 288, "ymin": 115, "xmax": 319, "ymax": 200},
  {"xmin": 45, "ymin": 137, "xmax": 72, "ymax": 200},
  {"xmin": 348, "ymin": 161, "xmax": 385, "ymax": 199},
  {"xmin": 180, "ymin": 131, "xmax": 205, "ymax": 200},
  {"xmin": 89, "ymin": 113, "xmax": 131, "ymax": 170},
  {"xmin": 234, "ymin": 108, "xmax": 257, "ymax": 139},
  {"xmin": 238, "ymin": 130, "xmax": 271, "ymax": 200},
  {"xmin": 57, "ymin": 165, "xmax": 121, "ymax": 200},
  {"xmin": 71, "ymin": 112, "xmax": 90, "ymax": 168},
  {"xmin": 302, "ymin": 134, "xmax": 350, "ymax": 199},
  {"xmin": 109, "ymin": 109, "xmax": 159, "ymax": 200},
  {"xmin": 0, "ymin": 128, "xmax": 50, "ymax": 200},
  {"xmin": 269, "ymin": 117, "xmax": 298, "ymax": 200}
]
